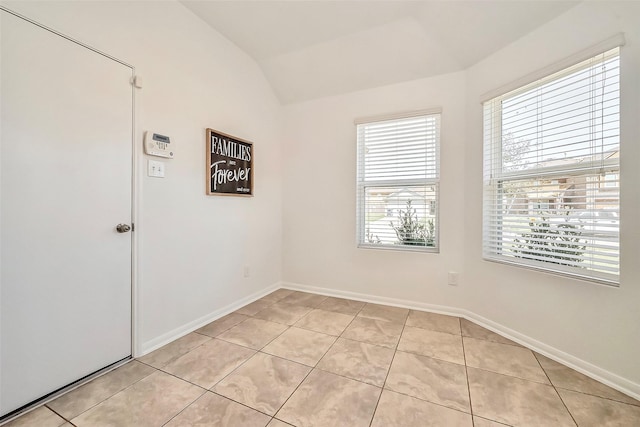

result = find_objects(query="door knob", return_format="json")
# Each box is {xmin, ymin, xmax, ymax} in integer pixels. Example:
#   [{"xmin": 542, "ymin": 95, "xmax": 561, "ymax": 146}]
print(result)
[{"xmin": 116, "ymin": 224, "xmax": 131, "ymax": 233}]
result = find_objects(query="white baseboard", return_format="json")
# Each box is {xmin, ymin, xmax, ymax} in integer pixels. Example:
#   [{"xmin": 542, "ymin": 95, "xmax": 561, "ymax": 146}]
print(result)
[
  {"xmin": 281, "ymin": 281, "xmax": 640, "ymax": 401},
  {"xmin": 138, "ymin": 282, "xmax": 281, "ymax": 356}
]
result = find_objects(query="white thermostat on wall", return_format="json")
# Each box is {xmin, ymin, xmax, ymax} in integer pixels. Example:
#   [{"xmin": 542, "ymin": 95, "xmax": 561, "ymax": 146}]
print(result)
[{"xmin": 144, "ymin": 131, "xmax": 174, "ymax": 158}]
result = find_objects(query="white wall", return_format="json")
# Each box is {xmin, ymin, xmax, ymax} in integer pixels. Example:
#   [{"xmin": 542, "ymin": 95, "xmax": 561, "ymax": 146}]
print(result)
[
  {"xmin": 2, "ymin": 1, "xmax": 283, "ymax": 353},
  {"xmin": 282, "ymin": 71, "xmax": 468, "ymax": 309},
  {"xmin": 3, "ymin": 0, "xmax": 639, "ymax": 399},
  {"xmin": 282, "ymin": 1, "xmax": 640, "ymax": 395},
  {"xmin": 463, "ymin": 1, "xmax": 640, "ymax": 389}
]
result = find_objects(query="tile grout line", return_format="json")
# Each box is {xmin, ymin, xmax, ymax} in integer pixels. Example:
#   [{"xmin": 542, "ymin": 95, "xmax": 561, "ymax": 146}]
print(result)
[
  {"xmin": 337, "ymin": 334, "xmax": 396, "ymax": 350},
  {"xmin": 367, "ymin": 309, "xmax": 409, "ymax": 427},
  {"xmin": 291, "ymin": 306, "xmax": 359, "ymax": 337},
  {"xmin": 254, "ymin": 349, "xmax": 315, "ymax": 370},
  {"xmin": 214, "ymin": 321, "xmax": 290, "ymax": 352},
  {"xmin": 465, "ymin": 365, "xmax": 567, "ymax": 387},
  {"xmin": 268, "ymin": 331, "xmax": 340, "ymax": 422},
  {"xmin": 154, "ymin": 305, "xmax": 297, "ymax": 427},
  {"xmin": 389, "ymin": 347, "xmax": 467, "ymax": 367},
  {"xmin": 553, "ymin": 386, "xmax": 640, "ymax": 408},
  {"xmin": 193, "ymin": 317, "xmax": 248, "ymax": 338},
  {"xmin": 49, "ymin": 361, "xmax": 159, "ymax": 424},
  {"xmin": 48, "ymin": 359, "xmax": 206, "ymax": 427},
  {"xmin": 205, "ymin": 370, "xmax": 304, "ymax": 424},
  {"xmin": 194, "ymin": 310, "xmax": 261, "ymax": 337},
  {"xmin": 153, "ymin": 368, "xmax": 210, "ymax": 392},
  {"xmin": 160, "ymin": 365, "xmax": 288, "ymax": 423},
  {"xmin": 460, "ymin": 321, "xmax": 476, "ymax": 427},
  {"xmin": 267, "ymin": 297, "xmax": 368, "ymax": 423},
  {"xmin": 199, "ymin": 344, "xmax": 268, "ymax": 393},
  {"xmin": 209, "ymin": 390, "xmax": 277, "ymax": 419},
  {"xmin": 140, "ymin": 332, "xmax": 216, "ymax": 369},
  {"xmin": 308, "ymin": 349, "xmax": 477, "ymax": 417},
  {"xmin": 367, "ymin": 384, "xmax": 477, "ymax": 417},
  {"xmin": 309, "ymin": 301, "xmax": 390, "ymax": 389},
  {"xmin": 351, "ymin": 312, "xmax": 496, "ymax": 420},
  {"xmin": 528, "ymin": 352, "xmax": 639, "ymax": 408},
  {"xmin": 159, "ymin": 387, "xmax": 208, "ymax": 427},
  {"xmin": 310, "ymin": 365, "xmax": 383, "ymax": 389},
  {"xmin": 252, "ymin": 303, "xmax": 316, "ymax": 326},
  {"xmin": 238, "ymin": 292, "xmax": 293, "ymax": 320},
  {"xmin": 190, "ymin": 293, "xmax": 301, "ymax": 360},
  {"xmin": 459, "ymin": 341, "xmax": 565, "ymax": 386},
  {"xmin": 533, "ymin": 352, "xmax": 579, "ymax": 427},
  {"xmin": 207, "ymin": 294, "xmax": 333, "ymax": 423},
  {"xmin": 43, "ymin": 405, "xmax": 74, "ymax": 426}
]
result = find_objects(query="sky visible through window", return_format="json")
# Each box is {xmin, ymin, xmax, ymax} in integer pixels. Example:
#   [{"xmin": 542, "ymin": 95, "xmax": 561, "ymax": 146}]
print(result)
[{"xmin": 501, "ymin": 54, "xmax": 619, "ymax": 172}]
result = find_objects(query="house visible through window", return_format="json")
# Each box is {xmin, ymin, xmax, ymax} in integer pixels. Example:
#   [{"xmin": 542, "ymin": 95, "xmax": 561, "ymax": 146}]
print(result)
[
  {"xmin": 483, "ymin": 47, "xmax": 620, "ymax": 284},
  {"xmin": 356, "ymin": 111, "xmax": 440, "ymax": 251}
]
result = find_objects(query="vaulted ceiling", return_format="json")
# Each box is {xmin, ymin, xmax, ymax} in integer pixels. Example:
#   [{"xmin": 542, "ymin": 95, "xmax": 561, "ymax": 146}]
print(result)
[{"xmin": 181, "ymin": 1, "xmax": 579, "ymax": 104}]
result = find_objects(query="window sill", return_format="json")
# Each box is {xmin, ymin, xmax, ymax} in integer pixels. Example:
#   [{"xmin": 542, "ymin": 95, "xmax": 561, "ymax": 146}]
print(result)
[
  {"xmin": 482, "ymin": 256, "xmax": 619, "ymax": 288},
  {"xmin": 358, "ymin": 243, "xmax": 439, "ymax": 254}
]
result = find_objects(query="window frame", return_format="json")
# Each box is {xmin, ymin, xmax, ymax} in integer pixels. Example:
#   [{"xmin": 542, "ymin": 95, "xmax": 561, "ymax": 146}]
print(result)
[
  {"xmin": 482, "ymin": 48, "xmax": 621, "ymax": 286},
  {"xmin": 355, "ymin": 110, "xmax": 441, "ymax": 253}
]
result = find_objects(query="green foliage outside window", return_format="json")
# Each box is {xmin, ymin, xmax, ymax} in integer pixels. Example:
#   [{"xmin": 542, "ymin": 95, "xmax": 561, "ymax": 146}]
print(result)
[
  {"xmin": 391, "ymin": 200, "xmax": 435, "ymax": 247},
  {"xmin": 513, "ymin": 216, "xmax": 586, "ymax": 266}
]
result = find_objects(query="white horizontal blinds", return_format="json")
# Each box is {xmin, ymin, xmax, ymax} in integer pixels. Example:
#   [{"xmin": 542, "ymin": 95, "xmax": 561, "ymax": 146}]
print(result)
[
  {"xmin": 357, "ymin": 114, "xmax": 440, "ymax": 250},
  {"xmin": 483, "ymin": 48, "xmax": 620, "ymax": 284}
]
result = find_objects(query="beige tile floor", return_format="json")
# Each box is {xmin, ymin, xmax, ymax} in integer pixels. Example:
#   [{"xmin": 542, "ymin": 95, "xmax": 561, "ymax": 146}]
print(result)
[{"xmin": 5, "ymin": 289, "xmax": 640, "ymax": 426}]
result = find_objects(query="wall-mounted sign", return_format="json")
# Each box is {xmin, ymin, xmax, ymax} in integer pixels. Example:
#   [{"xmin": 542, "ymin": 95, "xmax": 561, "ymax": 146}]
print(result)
[{"xmin": 206, "ymin": 128, "xmax": 253, "ymax": 196}]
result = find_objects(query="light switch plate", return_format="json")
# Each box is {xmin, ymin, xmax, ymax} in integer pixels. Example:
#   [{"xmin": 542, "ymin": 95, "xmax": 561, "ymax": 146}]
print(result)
[{"xmin": 148, "ymin": 160, "xmax": 165, "ymax": 178}]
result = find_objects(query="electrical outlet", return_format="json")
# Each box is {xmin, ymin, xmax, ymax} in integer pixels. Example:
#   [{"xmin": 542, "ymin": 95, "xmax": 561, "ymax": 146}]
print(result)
[
  {"xmin": 448, "ymin": 272, "xmax": 459, "ymax": 286},
  {"xmin": 243, "ymin": 266, "xmax": 250, "ymax": 278}
]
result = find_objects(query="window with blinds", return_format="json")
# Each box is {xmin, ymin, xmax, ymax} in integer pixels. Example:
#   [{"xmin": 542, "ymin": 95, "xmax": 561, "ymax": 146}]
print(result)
[
  {"xmin": 483, "ymin": 47, "xmax": 620, "ymax": 285},
  {"xmin": 356, "ymin": 112, "xmax": 440, "ymax": 251}
]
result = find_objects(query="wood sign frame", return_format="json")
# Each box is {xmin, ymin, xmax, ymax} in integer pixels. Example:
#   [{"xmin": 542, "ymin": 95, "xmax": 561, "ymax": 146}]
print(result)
[{"xmin": 206, "ymin": 128, "xmax": 253, "ymax": 197}]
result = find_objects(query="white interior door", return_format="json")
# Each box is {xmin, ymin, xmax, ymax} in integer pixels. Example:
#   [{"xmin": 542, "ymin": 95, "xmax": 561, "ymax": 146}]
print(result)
[{"xmin": 0, "ymin": 10, "xmax": 133, "ymax": 416}]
